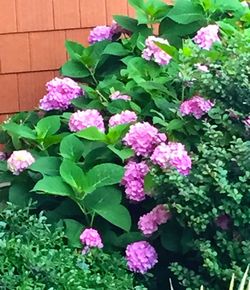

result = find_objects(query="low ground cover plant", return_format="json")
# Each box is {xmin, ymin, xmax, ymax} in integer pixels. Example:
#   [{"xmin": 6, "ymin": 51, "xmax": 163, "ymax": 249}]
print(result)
[{"xmin": 0, "ymin": 0, "xmax": 249, "ymax": 289}]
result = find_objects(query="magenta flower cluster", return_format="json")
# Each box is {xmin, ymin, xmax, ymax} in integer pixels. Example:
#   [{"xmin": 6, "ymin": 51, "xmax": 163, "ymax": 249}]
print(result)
[
  {"xmin": 138, "ymin": 205, "xmax": 171, "ymax": 236},
  {"xmin": 69, "ymin": 109, "xmax": 105, "ymax": 132},
  {"xmin": 180, "ymin": 95, "xmax": 214, "ymax": 119},
  {"xmin": 142, "ymin": 36, "xmax": 172, "ymax": 66},
  {"xmin": 108, "ymin": 110, "xmax": 137, "ymax": 127},
  {"xmin": 193, "ymin": 24, "xmax": 220, "ymax": 50},
  {"xmin": 122, "ymin": 161, "xmax": 149, "ymax": 202},
  {"xmin": 80, "ymin": 228, "xmax": 103, "ymax": 253},
  {"xmin": 88, "ymin": 26, "xmax": 113, "ymax": 44},
  {"xmin": 39, "ymin": 77, "xmax": 82, "ymax": 111},
  {"xmin": 109, "ymin": 91, "xmax": 131, "ymax": 101},
  {"xmin": 151, "ymin": 142, "xmax": 192, "ymax": 176},
  {"xmin": 243, "ymin": 116, "xmax": 250, "ymax": 128},
  {"xmin": 123, "ymin": 122, "xmax": 167, "ymax": 157},
  {"xmin": 126, "ymin": 241, "xmax": 158, "ymax": 274},
  {"xmin": 7, "ymin": 150, "xmax": 35, "ymax": 175}
]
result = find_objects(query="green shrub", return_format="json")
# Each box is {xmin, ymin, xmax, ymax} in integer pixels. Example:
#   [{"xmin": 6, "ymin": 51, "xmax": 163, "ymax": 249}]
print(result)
[{"xmin": 0, "ymin": 203, "xmax": 146, "ymax": 290}]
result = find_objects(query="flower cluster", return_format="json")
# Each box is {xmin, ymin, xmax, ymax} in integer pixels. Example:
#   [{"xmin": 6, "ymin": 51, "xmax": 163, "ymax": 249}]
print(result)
[
  {"xmin": 80, "ymin": 228, "xmax": 103, "ymax": 254},
  {"xmin": 108, "ymin": 110, "xmax": 137, "ymax": 127},
  {"xmin": 243, "ymin": 116, "xmax": 250, "ymax": 128},
  {"xmin": 180, "ymin": 95, "xmax": 214, "ymax": 119},
  {"xmin": 151, "ymin": 142, "xmax": 192, "ymax": 176},
  {"xmin": 7, "ymin": 150, "xmax": 35, "ymax": 175},
  {"xmin": 142, "ymin": 36, "xmax": 172, "ymax": 65},
  {"xmin": 109, "ymin": 91, "xmax": 131, "ymax": 101},
  {"xmin": 193, "ymin": 24, "xmax": 220, "ymax": 50},
  {"xmin": 0, "ymin": 152, "xmax": 6, "ymax": 161},
  {"xmin": 138, "ymin": 205, "xmax": 171, "ymax": 236},
  {"xmin": 126, "ymin": 241, "xmax": 158, "ymax": 274},
  {"xmin": 123, "ymin": 122, "xmax": 167, "ymax": 157},
  {"xmin": 122, "ymin": 161, "xmax": 149, "ymax": 202},
  {"xmin": 69, "ymin": 109, "xmax": 105, "ymax": 132},
  {"xmin": 215, "ymin": 214, "xmax": 230, "ymax": 230},
  {"xmin": 39, "ymin": 77, "xmax": 82, "ymax": 111}
]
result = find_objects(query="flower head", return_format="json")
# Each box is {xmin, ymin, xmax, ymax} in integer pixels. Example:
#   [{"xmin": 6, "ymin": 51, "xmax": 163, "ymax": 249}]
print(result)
[
  {"xmin": 180, "ymin": 95, "xmax": 214, "ymax": 119},
  {"xmin": 80, "ymin": 228, "xmax": 103, "ymax": 248},
  {"xmin": 195, "ymin": 63, "xmax": 209, "ymax": 73},
  {"xmin": 88, "ymin": 26, "xmax": 112, "ymax": 44},
  {"xmin": 69, "ymin": 109, "xmax": 105, "ymax": 132},
  {"xmin": 243, "ymin": 116, "xmax": 250, "ymax": 128},
  {"xmin": 0, "ymin": 152, "xmax": 6, "ymax": 161},
  {"xmin": 193, "ymin": 24, "xmax": 220, "ymax": 50},
  {"xmin": 7, "ymin": 150, "xmax": 35, "ymax": 175},
  {"xmin": 126, "ymin": 241, "xmax": 158, "ymax": 274},
  {"xmin": 108, "ymin": 110, "xmax": 137, "ymax": 127},
  {"xmin": 215, "ymin": 214, "xmax": 230, "ymax": 230},
  {"xmin": 142, "ymin": 36, "xmax": 172, "ymax": 65},
  {"xmin": 122, "ymin": 161, "xmax": 149, "ymax": 202},
  {"xmin": 138, "ymin": 204, "xmax": 171, "ymax": 236},
  {"xmin": 123, "ymin": 122, "xmax": 167, "ymax": 157},
  {"xmin": 39, "ymin": 77, "xmax": 82, "ymax": 111},
  {"xmin": 151, "ymin": 142, "xmax": 192, "ymax": 176},
  {"xmin": 110, "ymin": 91, "xmax": 131, "ymax": 101}
]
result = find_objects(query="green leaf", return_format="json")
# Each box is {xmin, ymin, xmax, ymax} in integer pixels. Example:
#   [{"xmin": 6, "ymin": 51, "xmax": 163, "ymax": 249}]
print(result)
[
  {"xmin": 167, "ymin": 0, "xmax": 205, "ymax": 24},
  {"xmin": 113, "ymin": 15, "xmax": 139, "ymax": 32},
  {"xmin": 144, "ymin": 172, "xmax": 155, "ymax": 193},
  {"xmin": 60, "ymin": 134, "xmax": 84, "ymax": 161},
  {"xmin": 161, "ymin": 221, "xmax": 182, "ymax": 252},
  {"xmin": 84, "ymin": 186, "xmax": 131, "ymax": 231},
  {"xmin": 107, "ymin": 99, "xmax": 131, "ymax": 114},
  {"xmin": 61, "ymin": 60, "xmax": 90, "ymax": 78},
  {"xmin": 106, "ymin": 124, "xmax": 130, "ymax": 144},
  {"xmin": 32, "ymin": 176, "xmax": 74, "ymax": 197},
  {"xmin": 75, "ymin": 127, "xmax": 107, "ymax": 142},
  {"xmin": 30, "ymin": 157, "xmax": 61, "ymax": 176},
  {"xmin": 85, "ymin": 163, "xmax": 124, "ymax": 193},
  {"xmin": 103, "ymin": 42, "xmax": 129, "ymax": 56},
  {"xmin": 35, "ymin": 116, "xmax": 61, "ymax": 138},
  {"xmin": 2, "ymin": 123, "xmax": 36, "ymax": 140},
  {"xmin": 107, "ymin": 145, "xmax": 134, "ymax": 162},
  {"xmin": 60, "ymin": 159, "xmax": 87, "ymax": 193},
  {"xmin": 9, "ymin": 183, "xmax": 31, "ymax": 207},
  {"xmin": 0, "ymin": 161, "xmax": 7, "ymax": 172},
  {"xmin": 65, "ymin": 40, "xmax": 85, "ymax": 61},
  {"xmin": 64, "ymin": 219, "xmax": 84, "ymax": 248},
  {"xmin": 167, "ymin": 119, "xmax": 185, "ymax": 131},
  {"xmin": 154, "ymin": 42, "xmax": 178, "ymax": 59}
]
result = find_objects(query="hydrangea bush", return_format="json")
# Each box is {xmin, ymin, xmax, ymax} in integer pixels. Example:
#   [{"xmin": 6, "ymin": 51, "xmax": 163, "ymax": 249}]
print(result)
[{"xmin": 0, "ymin": 0, "xmax": 249, "ymax": 289}]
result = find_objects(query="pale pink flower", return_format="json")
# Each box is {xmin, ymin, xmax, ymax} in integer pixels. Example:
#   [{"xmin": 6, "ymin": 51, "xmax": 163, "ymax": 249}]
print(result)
[
  {"xmin": 108, "ymin": 110, "xmax": 137, "ymax": 127},
  {"xmin": 193, "ymin": 24, "xmax": 220, "ymax": 50},
  {"xmin": 7, "ymin": 150, "xmax": 35, "ymax": 175},
  {"xmin": 110, "ymin": 91, "xmax": 131, "ymax": 101}
]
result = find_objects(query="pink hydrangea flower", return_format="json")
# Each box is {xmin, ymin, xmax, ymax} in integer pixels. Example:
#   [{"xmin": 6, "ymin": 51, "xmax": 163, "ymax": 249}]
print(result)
[
  {"xmin": 0, "ymin": 152, "xmax": 6, "ymax": 161},
  {"xmin": 110, "ymin": 91, "xmax": 131, "ymax": 101},
  {"xmin": 215, "ymin": 214, "xmax": 230, "ymax": 230},
  {"xmin": 180, "ymin": 96, "xmax": 214, "ymax": 119},
  {"xmin": 243, "ymin": 116, "xmax": 250, "ymax": 128},
  {"xmin": 80, "ymin": 228, "xmax": 103, "ymax": 249},
  {"xmin": 123, "ymin": 122, "xmax": 167, "ymax": 157},
  {"xmin": 195, "ymin": 63, "xmax": 209, "ymax": 73},
  {"xmin": 151, "ymin": 204, "xmax": 172, "ymax": 225},
  {"xmin": 126, "ymin": 241, "xmax": 158, "ymax": 274},
  {"xmin": 142, "ymin": 36, "xmax": 172, "ymax": 66},
  {"xmin": 88, "ymin": 26, "xmax": 112, "ymax": 44},
  {"xmin": 122, "ymin": 161, "xmax": 149, "ymax": 202},
  {"xmin": 193, "ymin": 24, "xmax": 220, "ymax": 50},
  {"xmin": 7, "ymin": 150, "xmax": 35, "ymax": 175},
  {"xmin": 39, "ymin": 77, "xmax": 82, "ymax": 111},
  {"xmin": 69, "ymin": 109, "xmax": 105, "ymax": 132},
  {"xmin": 108, "ymin": 110, "xmax": 137, "ymax": 127},
  {"xmin": 151, "ymin": 142, "xmax": 192, "ymax": 176}
]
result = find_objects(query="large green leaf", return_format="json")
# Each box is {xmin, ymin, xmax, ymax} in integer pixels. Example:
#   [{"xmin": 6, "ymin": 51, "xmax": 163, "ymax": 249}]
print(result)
[
  {"xmin": 84, "ymin": 186, "xmax": 131, "ymax": 231},
  {"xmin": 85, "ymin": 163, "xmax": 124, "ymax": 193},
  {"xmin": 113, "ymin": 15, "xmax": 139, "ymax": 32},
  {"xmin": 75, "ymin": 127, "xmax": 107, "ymax": 142},
  {"xmin": 60, "ymin": 159, "xmax": 87, "ymax": 193},
  {"xmin": 2, "ymin": 123, "xmax": 36, "ymax": 140},
  {"xmin": 167, "ymin": 0, "xmax": 205, "ymax": 24},
  {"xmin": 30, "ymin": 156, "xmax": 61, "ymax": 176},
  {"xmin": 106, "ymin": 124, "xmax": 130, "ymax": 144},
  {"xmin": 64, "ymin": 219, "xmax": 84, "ymax": 248},
  {"xmin": 61, "ymin": 60, "xmax": 90, "ymax": 78},
  {"xmin": 103, "ymin": 42, "xmax": 129, "ymax": 56},
  {"xmin": 35, "ymin": 116, "xmax": 61, "ymax": 138},
  {"xmin": 65, "ymin": 40, "xmax": 85, "ymax": 61},
  {"xmin": 9, "ymin": 183, "xmax": 31, "ymax": 207},
  {"xmin": 60, "ymin": 134, "xmax": 84, "ymax": 161},
  {"xmin": 32, "ymin": 176, "xmax": 74, "ymax": 197},
  {"xmin": 107, "ymin": 145, "xmax": 134, "ymax": 162}
]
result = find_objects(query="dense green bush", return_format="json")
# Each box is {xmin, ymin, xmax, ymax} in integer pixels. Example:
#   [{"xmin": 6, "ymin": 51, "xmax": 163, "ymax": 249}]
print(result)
[
  {"xmin": 0, "ymin": 203, "xmax": 146, "ymax": 290},
  {"xmin": 0, "ymin": 0, "xmax": 249, "ymax": 289}
]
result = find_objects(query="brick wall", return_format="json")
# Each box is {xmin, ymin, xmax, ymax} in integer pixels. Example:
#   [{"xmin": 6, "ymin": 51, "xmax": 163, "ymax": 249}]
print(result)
[{"xmin": 0, "ymin": 0, "xmax": 171, "ymax": 121}]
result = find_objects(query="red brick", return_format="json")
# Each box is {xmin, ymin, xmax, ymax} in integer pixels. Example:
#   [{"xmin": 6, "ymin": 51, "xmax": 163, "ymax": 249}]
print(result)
[
  {"xmin": 53, "ymin": 0, "xmax": 81, "ymax": 30},
  {"xmin": 16, "ymin": 0, "xmax": 54, "ymax": 32},
  {"xmin": 66, "ymin": 28, "xmax": 91, "ymax": 47},
  {"xmin": 80, "ymin": 0, "xmax": 106, "ymax": 27},
  {"xmin": 106, "ymin": 0, "xmax": 128, "ymax": 24},
  {"xmin": 30, "ymin": 31, "xmax": 66, "ymax": 71},
  {"xmin": 18, "ymin": 71, "xmax": 54, "ymax": 111},
  {"xmin": 0, "ymin": 74, "xmax": 19, "ymax": 113},
  {"xmin": 0, "ymin": 0, "xmax": 17, "ymax": 34},
  {"xmin": 0, "ymin": 33, "xmax": 30, "ymax": 73}
]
